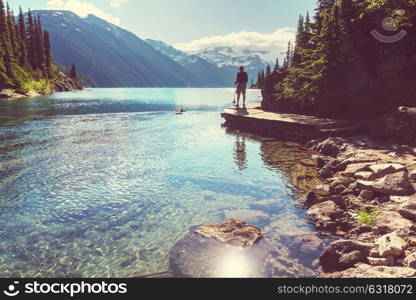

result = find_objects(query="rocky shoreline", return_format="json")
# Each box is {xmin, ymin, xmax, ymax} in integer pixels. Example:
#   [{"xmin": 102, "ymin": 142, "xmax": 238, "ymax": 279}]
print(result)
[
  {"xmin": 302, "ymin": 137, "xmax": 416, "ymax": 278},
  {"xmin": 0, "ymin": 77, "xmax": 82, "ymax": 100}
]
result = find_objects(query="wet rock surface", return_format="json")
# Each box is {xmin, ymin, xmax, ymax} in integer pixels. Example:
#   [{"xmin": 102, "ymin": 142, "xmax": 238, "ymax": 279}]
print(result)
[
  {"xmin": 195, "ymin": 218, "xmax": 264, "ymax": 248},
  {"xmin": 169, "ymin": 222, "xmax": 272, "ymax": 278},
  {"xmin": 319, "ymin": 240, "xmax": 373, "ymax": 272}
]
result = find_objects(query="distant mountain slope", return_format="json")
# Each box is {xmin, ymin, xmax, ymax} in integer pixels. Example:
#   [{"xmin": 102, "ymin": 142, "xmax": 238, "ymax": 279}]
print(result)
[
  {"xmin": 146, "ymin": 39, "xmax": 274, "ymax": 84},
  {"xmin": 195, "ymin": 47, "xmax": 273, "ymax": 81},
  {"xmin": 146, "ymin": 39, "xmax": 234, "ymax": 86},
  {"xmin": 145, "ymin": 39, "xmax": 188, "ymax": 62},
  {"xmin": 33, "ymin": 10, "xmax": 200, "ymax": 87}
]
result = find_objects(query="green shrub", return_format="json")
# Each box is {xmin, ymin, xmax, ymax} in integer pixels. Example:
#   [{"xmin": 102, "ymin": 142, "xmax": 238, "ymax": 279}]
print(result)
[
  {"xmin": 356, "ymin": 208, "xmax": 380, "ymax": 226},
  {"xmin": 20, "ymin": 79, "xmax": 52, "ymax": 95}
]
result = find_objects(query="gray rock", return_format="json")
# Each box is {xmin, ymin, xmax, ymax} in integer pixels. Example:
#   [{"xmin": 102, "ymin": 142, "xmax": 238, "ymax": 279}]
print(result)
[
  {"xmin": 320, "ymin": 240, "xmax": 373, "ymax": 272},
  {"xmin": 354, "ymin": 171, "xmax": 374, "ymax": 181},
  {"xmin": 375, "ymin": 211, "xmax": 414, "ymax": 237},
  {"xmin": 195, "ymin": 218, "xmax": 263, "ymax": 248},
  {"xmin": 357, "ymin": 172, "xmax": 414, "ymax": 196},
  {"xmin": 307, "ymin": 201, "xmax": 344, "ymax": 223},
  {"xmin": 376, "ymin": 232, "xmax": 407, "ymax": 258},
  {"xmin": 314, "ymin": 138, "xmax": 344, "ymax": 157},
  {"xmin": 343, "ymin": 163, "xmax": 372, "ymax": 177},
  {"xmin": 367, "ymin": 257, "xmax": 391, "ymax": 267},
  {"xmin": 359, "ymin": 190, "xmax": 375, "ymax": 201},
  {"xmin": 399, "ymin": 201, "xmax": 416, "ymax": 222},
  {"xmin": 170, "ymin": 229, "xmax": 272, "ymax": 278},
  {"xmin": 409, "ymin": 170, "xmax": 416, "ymax": 181},
  {"xmin": 368, "ymin": 163, "xmax": 407, "ymax": 180}
]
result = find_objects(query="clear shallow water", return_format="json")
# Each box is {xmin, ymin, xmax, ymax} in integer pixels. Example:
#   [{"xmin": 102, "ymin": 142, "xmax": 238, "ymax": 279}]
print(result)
[{"xmin": 0, "ymin": 88, "xmax": 323, "ymax": 278}]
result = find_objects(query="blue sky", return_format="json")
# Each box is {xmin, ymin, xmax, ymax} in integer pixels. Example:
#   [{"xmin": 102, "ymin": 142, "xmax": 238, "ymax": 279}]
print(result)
[{"xmin": 10, "ymin": 0, "xmax": 316, "ymax": 57}]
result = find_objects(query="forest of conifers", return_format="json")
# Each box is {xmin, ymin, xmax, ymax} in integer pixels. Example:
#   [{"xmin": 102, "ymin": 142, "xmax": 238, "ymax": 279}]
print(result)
[
  {"xmin": 0, "ymin": 0, "xmax": 79, "ymax": 94},
  {"xmin": 262, "ymin": 0, "xmax": 416, "ymax": 119}
]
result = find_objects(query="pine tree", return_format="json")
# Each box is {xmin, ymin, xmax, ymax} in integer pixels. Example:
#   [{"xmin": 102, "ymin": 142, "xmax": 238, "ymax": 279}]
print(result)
[
  {"xmin": 44, "ymin": 31, "xmax": 53, "ymax": 78},
  {"xmin": 17, "ymin": 7, "xmax": 30, "ymax": 71},
  {"xmin": 274, "ymin": 57, "xmax": 279, "ymax": 71},
  {"xmin": 266, "ymin": 64, "xmax": 271, "ymax": 77},
  {"xmin": 26, "ymin": 9, "xmax": 36, "ymax": 70},
  {"xmin": 7, "ymin": 5, "xmax": 19, "ymax": 61},
  {"xmin": 69, "ymin": 63, "xmax": 77, "ymax": 80},
  {"xmin": 0, "ymin": 0, "xmax": 9, "ymax": 86},
  {"xmin": 305, "ymin": 11, "xmax": 312, "ymax": 33}
]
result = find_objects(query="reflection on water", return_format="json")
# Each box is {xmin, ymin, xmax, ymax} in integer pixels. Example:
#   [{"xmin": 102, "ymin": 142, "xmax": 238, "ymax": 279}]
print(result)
[
  {"xmin": 0, "ymin": 88, "xmax": 325, "ymax": 278},
  {"xmin": 233, "ymin": 132, "xmax": 247, "ymax": 171}
]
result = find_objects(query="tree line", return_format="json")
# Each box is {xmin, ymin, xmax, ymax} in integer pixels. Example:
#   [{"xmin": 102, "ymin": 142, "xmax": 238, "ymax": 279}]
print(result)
[
  {"xmin": 0, "ymin": 0, "xmax": 79, "ymax": 94},
  {"xmin": 262, "ymin": 0, "xmax": 416, "ymax": 119}
]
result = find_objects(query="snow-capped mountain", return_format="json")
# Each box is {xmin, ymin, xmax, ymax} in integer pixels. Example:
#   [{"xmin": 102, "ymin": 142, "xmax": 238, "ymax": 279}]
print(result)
[
  {"xmin": 145, "ymin": 39, "xmax": 188, "ymax": 62},
  {"xmin": 146, "ymin": 40, "xmax": 275, "ymax": 85},
  {"xmin": 195, "ymin": 47, "xmax": 273, "ymax": 70}
]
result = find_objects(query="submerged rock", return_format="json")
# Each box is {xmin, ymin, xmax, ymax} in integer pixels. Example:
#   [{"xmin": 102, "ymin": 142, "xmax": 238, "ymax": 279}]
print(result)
[
  {"xmin": 195, "ymin": 218, "xmax": 263, "ymax": 248},
  {"xmin": 170, "ymin": 222, "xmax": 271, "ymax": 278}
]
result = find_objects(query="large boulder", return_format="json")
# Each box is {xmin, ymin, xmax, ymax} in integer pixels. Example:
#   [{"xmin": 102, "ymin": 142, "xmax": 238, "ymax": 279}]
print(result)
[
  {"xmin": 328, "ymin": 264, "xmax": 416, "ymax": 278},
  {"xmin": 195, "ymin": 218, "xmax": 263, "ymax": 248},
  {"xmin": 170, "ymin": 221, "xmax": 272, "ymax": 278},
  {"xmin": 357, "ymin": 172, "xmax": 414, "ymax": 196},
  {"xmin": 319, "ymin": 240, "xmax": 373, "ymax": 272},
  {"xmin": 368, "ymin": 163, "xmax": 407, "ymax": 180},
  {"xmin": 343, "ymin": 163, "xmax": 372, "ymax": 177},
  {"xmin": 376, "ymin": 233, "xmax": 408, "ymax": 258},
  {"xmin": 308, "ymin": 201, "xmax": 344, "ymax": 223}
]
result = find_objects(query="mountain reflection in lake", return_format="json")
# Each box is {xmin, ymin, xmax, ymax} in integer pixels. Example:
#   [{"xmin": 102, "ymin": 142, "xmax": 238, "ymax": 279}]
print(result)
[{"xmin": 0, "ymin": 88, "xmax": 325, "ymax": 278}]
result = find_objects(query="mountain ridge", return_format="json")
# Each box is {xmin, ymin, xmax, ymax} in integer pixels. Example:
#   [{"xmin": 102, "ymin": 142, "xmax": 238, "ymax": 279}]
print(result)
[{"xmin": 32, "ymin": 10, "xmax": 201, "ymax": 87}]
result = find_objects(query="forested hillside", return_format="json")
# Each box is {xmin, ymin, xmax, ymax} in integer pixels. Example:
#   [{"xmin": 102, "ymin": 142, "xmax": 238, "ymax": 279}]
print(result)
[
  {"xmin": 262, "ymin": 0, "xmax": 416, "ymax": 119},
  {"xmin": 0, "ymin": 1, "xmax": 81, "ymax": 96}
]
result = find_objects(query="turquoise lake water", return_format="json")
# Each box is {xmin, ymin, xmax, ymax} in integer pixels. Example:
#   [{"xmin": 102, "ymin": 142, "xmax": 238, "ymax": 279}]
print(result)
[{"xmin": 0, "ymin": 88, "xmax": 323, "ymax": 278}]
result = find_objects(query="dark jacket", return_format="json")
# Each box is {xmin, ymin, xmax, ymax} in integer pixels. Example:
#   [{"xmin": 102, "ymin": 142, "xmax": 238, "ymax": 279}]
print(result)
[{"xmin": 235, "ymin": 72, "xmax": 248, "ymax": 85}]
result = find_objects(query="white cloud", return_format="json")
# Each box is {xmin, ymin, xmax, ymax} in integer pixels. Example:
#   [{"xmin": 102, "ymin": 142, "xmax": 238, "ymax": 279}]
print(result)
[
  {"xmin": 174, "ymin": 28, "xmax": 295, "ymax": 61},
  {"xmin": 110, "ymin": 0, "xmax": 128, "ymax": 8},
  {"xmin": 46, "ymin": 0, "xmax": 121, "ymax": 25}
]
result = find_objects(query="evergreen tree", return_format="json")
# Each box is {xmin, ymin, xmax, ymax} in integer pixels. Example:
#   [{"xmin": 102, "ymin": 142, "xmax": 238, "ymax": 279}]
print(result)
[
  {"xmin": 266, "ymin": 64, "xmax": 271, "ymax": 77},
  {"xmin": 273, "ymin": 57, "xmax": 279, "ymax": 71},
  {"xmin": 69, "ymin": 63, "xmax": 77, "ymax": 80},
  {"xmin": 17, "ymin": 7, "xmax": 30, "ymax": 71},
  {"xmin": 44, "ymin": 31, "xmax": 53, "ymax": 78},
  {"xmin": 305, "ymin": 11, "xmax": 312, "ymax": 33},
  {"xmin": 0, "ymin": 0, "xmax": 16, "ymax": 79}
]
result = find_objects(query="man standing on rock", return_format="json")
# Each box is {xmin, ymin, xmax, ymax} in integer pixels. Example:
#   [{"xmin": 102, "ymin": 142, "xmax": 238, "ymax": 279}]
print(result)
[{"xmin": 235, "ymin": 66, "xmax": 248, "ymax": 108}]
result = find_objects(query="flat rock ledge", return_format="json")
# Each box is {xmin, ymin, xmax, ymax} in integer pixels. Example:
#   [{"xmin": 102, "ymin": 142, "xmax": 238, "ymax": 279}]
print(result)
[{"xmin": 195, "ymin": 218, "xmax": 264, "ymax": 248}]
